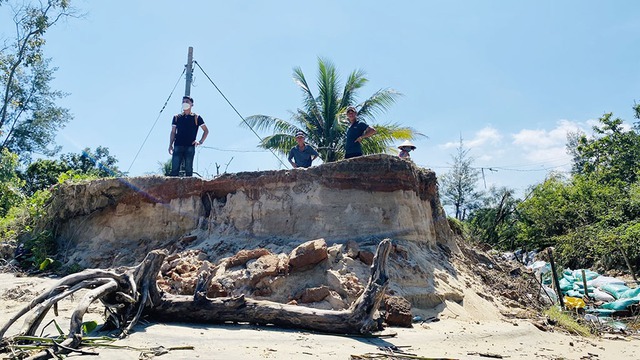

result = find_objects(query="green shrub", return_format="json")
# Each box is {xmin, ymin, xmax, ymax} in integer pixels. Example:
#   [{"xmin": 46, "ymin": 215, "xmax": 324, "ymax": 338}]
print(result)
[
  {"xmin": 447, "ymin": 216, "xmax": 465, "ymax": 237},
  {"xmin": 21, "ymin": 229, "xmax": 58, "ymax": 270}
]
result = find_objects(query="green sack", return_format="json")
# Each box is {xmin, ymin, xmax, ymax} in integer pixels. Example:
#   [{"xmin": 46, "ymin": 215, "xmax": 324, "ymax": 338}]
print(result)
[
  {"xmin": 600, "ymin": 283, "xmax": 631, "ymax": 300},
  {"xmin": 599, "ymin": 298, "xmax": 639, "ymax": 311},
  {"xmin": 559, "ymin": 277, "xmax": 574, "ymax": 292},
  {"xmin": 619, "ymin": 287, "xmax": 640, "ymax": 299}
]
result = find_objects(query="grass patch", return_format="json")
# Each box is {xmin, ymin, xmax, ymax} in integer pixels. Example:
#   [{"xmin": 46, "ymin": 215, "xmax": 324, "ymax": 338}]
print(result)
[{"xmin": 544, "ymin": 306, "xmax": 591, "ymax": 337}]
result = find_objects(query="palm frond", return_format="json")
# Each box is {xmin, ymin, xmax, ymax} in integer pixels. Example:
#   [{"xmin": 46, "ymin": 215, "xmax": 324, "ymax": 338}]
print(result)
[
  {"xmin": 339, "ymin": 68, "xmax": 367, "ymax": 110},
  {"xmin": 317, "ymin": 58, "xmax": 340, "ymax": 128},
  {"xmin": 375, "ymin": 123, "xmax": 426, "ymax": 140},
  {"xmin": 259, "ymin": 133, "xmax": 297, "ymax": 156},
  {"xmin": 358, "ymin": 88, "xmax": 403, "ymax": 120},
  {"xmin": 293, "ymin": 66, "xmax": 323, "ymax": 129},
  {"xmin": 243, "ymin": 115, "xmax": 298, "ymax": 134},
  {"xmin": 291, "ymin": 110, "xmax": 322, "ymax": 142},
  {"xmin": 361, "ymin": 123, "xmax": 424, "ymax": 155}
]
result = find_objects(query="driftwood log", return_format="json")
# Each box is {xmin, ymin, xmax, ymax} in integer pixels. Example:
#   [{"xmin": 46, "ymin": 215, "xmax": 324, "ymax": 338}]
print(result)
[{"xmin": 0, "ymin": 239, "xmax": 392, "ymax": 359}]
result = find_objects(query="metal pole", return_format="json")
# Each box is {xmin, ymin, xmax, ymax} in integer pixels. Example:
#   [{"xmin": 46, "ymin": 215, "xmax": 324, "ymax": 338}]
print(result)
[{"xmin": 185, "ymin": 47, "xmax": 193, "ymax": 96}]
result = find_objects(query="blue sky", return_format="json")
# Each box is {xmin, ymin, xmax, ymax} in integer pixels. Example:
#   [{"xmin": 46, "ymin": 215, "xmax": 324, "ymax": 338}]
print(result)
[{"xmin": 2, "ymin": 0, "xmax": 639, "ymax": 196}]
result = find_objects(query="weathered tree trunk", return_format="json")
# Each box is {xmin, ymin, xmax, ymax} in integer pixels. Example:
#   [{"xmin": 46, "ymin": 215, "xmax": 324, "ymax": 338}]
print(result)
[
  {"xmin": 149, "ymin": 239, "xmax": 391, "ymax": 334},
  {"xmin": 0, "ymin": 239, "xmax": 392, "ymax": 359}
]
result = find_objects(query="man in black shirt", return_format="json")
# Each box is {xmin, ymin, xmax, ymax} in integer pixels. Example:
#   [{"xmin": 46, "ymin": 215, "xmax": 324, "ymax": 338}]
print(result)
[
  {"xmin": 168, "ymin": 96, "xmax": 209, "ymax": 176},
  {"xmin": 344, "ymin": 106, "xmax": 376, "ymax": 159}
]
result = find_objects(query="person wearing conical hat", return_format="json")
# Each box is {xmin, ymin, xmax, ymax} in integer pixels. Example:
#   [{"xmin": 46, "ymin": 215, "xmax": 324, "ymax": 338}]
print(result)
[{"xmin": 398, "ymin": 140, "xmax": 416, "ymax": 160}]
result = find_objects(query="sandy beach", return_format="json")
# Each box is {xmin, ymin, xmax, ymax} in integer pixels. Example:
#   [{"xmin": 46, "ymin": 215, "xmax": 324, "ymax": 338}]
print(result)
[{"xmin": 1, "ymin": 273, "xmax": 638, "ymax": 360}]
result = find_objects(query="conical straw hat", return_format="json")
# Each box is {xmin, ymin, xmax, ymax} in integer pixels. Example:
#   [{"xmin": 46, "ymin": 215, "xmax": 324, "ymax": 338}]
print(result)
[{"xmin": 398, "ymin": 140, "xmax": 416, "ymax": 150}]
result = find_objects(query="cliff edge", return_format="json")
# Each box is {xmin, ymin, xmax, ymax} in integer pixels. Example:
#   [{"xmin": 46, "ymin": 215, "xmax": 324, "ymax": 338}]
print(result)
[{"xmin": 47, "ymin": 154, "xmax": 464, "ymax": 309}]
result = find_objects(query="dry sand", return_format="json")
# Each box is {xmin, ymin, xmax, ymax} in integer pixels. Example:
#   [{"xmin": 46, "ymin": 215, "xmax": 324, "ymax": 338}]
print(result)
[{"xmin": 0, "ymin": 273, "xmax": 638, "ymax": 360}]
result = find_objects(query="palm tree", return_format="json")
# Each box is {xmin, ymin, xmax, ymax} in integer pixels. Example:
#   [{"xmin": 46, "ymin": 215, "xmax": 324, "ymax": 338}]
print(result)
[{"xmin": 243, "ymin": 58, "xmax": 422, "ymax": 163}]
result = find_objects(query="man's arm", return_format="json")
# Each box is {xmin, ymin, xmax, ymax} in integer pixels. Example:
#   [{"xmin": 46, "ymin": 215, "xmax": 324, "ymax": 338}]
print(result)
[
  {"xmin": 194, "ymin": 124, "xmax": 209, "ymax": 146},
  {"xmin": 356, "ymin": 126, "xmax": 377, "ymax": 143},
  {"xmin": 309, "ymin": 146, "xmax": 319, "ymax": 161},
  {"xmin": 288, "ymin": 149, "xmax": 298, "ymax": 168},
  {"xmin": 169, "ymin": 126, "xmax": 177, "ymax": 154}
]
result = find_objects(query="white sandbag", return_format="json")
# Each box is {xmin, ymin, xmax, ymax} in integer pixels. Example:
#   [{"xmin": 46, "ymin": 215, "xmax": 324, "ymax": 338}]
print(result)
[
  {"xmin": 591, "ymin": 288, "xmax": 615, "ymax": 302},
  {"xmin": 540, "ymin": 284, "xmax": 558, "ymax": 305},
  {"xmin": 588, "ymin": 275, "xmax": 626, "ymax": 288},
  {"xmin": 528, "ymin": 261, "xmax": 551, "ymax": 277}
]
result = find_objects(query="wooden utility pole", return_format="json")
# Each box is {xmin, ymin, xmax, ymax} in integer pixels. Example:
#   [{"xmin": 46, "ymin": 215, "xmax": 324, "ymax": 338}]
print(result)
[
  {"xmin": 581, "ymin": 269, "xmax": 591, "ymax": 301},
  {"xmin": 185, "ymin": 46, "xmax": 193, "ymax": 96},
  {"xmin": 548, "ymin": 248, "xmax": 564, "ymax": 309}
]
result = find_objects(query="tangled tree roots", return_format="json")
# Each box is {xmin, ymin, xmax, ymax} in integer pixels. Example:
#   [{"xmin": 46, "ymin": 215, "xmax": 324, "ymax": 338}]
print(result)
[{"xmin": 0, "ymin": 239, "xmax": 392, "ymax": 359}]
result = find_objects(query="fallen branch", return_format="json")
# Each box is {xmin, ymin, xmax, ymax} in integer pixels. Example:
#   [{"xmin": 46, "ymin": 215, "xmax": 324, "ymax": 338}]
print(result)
[
  {"xmin": 1, "ymin": 239, "xmax": 393, "ymax": 359},
  {"xmin": 467, "ymin": 351, "xmax": 505, "ymax": 359},
  {"xmin": 351, "ymin": 353, "xmax": 458, "ymax": 359}
]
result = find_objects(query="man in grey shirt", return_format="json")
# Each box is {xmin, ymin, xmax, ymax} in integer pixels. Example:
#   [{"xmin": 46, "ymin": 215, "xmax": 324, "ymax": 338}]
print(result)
[{"xmin": 288, "ymin": 131, "xmax": 319, "ymax": 168}]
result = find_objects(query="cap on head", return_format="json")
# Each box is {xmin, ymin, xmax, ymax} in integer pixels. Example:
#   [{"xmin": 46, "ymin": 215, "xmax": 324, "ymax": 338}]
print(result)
[
  {"xmin": 182, "ymin": 95, "xmax": 194, "ymax": 104},
  {"xmin": 398, "ymin": 140, "xmax": 416, "ymax": 150},
  {"xmin": 346, "ymin": 106, "xmax": 357, "ymax": 114},
  {"xmin": 295, "ymin": 131, "xmax": 306, "ymax": 138}
]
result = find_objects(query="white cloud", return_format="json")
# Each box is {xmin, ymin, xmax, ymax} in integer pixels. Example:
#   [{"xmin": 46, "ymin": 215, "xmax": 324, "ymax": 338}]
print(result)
[
  {"xmin": 523, "ymin": 146, "xmax": 570, "ymax": 164},
  {"xmin": 468, "ymin": 127, "xmax": 503, "ymax": 147},
  {"xmin": 512, "ymin": 119, "xmax": 583, "ymax": 148},
  {"xmin": 432, "ymin": 121, "xmax": 591, "ymax": 195},
  {"xmin": 512, "ymin": 129, "xmax": 550, "ymax": 147},
  {"xmin": 511, "ymin": 119, "xmax": 586, "ymax": 164},
  {"xmin": 441, "ymin": 126, "xmax": 503, "ymax": 149},
  {"xmin": 432, "ymin": 117, "xmax": 637, "ymax": 195}
]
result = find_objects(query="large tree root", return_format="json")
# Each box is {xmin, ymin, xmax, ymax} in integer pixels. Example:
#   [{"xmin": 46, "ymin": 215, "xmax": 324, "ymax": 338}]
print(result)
[{"xmin": 0, "ymin": 239, "xmax": 392, "ymax": 358}]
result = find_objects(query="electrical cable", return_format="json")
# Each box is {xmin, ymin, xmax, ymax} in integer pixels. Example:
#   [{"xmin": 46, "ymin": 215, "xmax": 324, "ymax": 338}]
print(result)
[
  {"xmin": 420, "ymin": 163, "xmax": 570, "ymax": 172},
  {"xmin": 199, "ymin": 145, "xmax": 267, "ymax": 153},
  {"xmin": 127, "ymin": 68, "xmax": 186, "ymax": 173},
  {"xmin": 192, "ymin": 60, "xmax": 289, "ymax": 169}
]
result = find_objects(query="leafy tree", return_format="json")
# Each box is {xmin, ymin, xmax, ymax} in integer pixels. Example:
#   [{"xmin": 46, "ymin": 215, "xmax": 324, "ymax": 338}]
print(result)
[
  {"xmin": 59, "ymin": 146, "xmax": 122, "ymax": 177},
  {"xmin": 566, "ymin": 130, "xmax": 586, "ymax": 175},
  {"xmin": 516, "ymin": 170, "xmax": 640, "ymax": 268},
  {"xmin": 243, "ymin": 57, "xmax": 421, "ymax": 162},
  {"xmin": 0, "ymin": 148, "xmax": 24, "ymax": 216},
  {"xmin": 468, "ymin": 186, "xmax": 519, "ymax": 248},
  {"xmin": 19, "ymin": 158, "xmax": 68, "ymax": 196},
  {"xmin": 516, "ymin": 173, "xmax": 582, "ymax": 250},
  {"xmin": 571, "ymin": 113, "xmax": 640, "ymax": 184},
  {"xmin": 0, "ymin": 0, "xmax": 77, "ymax": 162},
  {"xmin": 440, "ymin": 136, "xmax": 482, "ymax": 220},
  {"xmin": 19, "ymin": 146, "xmax": 121, "ymax": 195}
]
